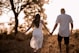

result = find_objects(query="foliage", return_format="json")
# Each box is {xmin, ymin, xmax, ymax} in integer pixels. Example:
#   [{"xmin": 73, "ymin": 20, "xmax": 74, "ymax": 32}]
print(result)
[{"xmin": 0, "ymin": 0, "xmax": 49, "ymax": 34}]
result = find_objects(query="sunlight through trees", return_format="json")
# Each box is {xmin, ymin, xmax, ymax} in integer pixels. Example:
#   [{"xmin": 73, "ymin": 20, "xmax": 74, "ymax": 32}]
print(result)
[{"xmin": 0, "ymin": 0, "xmax": 49, "ymax": 35}]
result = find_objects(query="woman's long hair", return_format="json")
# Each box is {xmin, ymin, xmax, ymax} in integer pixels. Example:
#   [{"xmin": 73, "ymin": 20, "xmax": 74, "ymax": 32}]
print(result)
[{"xmin": 33, "ymin": 14, "xmax": 40, "ymax": 28}]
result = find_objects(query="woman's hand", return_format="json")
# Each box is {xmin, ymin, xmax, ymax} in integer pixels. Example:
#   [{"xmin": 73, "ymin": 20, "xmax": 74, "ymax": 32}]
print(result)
[{"xmin": 50, "ymin": 33, "xmax": 52, "ymax": 35}]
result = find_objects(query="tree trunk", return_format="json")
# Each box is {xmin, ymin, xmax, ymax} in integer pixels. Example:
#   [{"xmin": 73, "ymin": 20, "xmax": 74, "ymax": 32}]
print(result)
[
  {"xmin": 10, "ymin": 0, "xmax": 18, "ymax": 36},
  {"xmin": 14, "ymin": 13, "xmax": 18, "ymax": 35}
]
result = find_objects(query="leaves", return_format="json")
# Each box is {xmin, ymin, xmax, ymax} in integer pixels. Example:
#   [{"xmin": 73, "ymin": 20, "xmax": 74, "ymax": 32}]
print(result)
[{"xmin": 0, "ymin": 0, "xmax": 48, "ymax": 34}]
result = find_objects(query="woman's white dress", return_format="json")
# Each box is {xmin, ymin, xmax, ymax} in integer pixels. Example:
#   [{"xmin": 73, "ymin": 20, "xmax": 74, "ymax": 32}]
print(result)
[{"xmin": 30, "ymin": 21, "xmax": 43, "ymax": 50}]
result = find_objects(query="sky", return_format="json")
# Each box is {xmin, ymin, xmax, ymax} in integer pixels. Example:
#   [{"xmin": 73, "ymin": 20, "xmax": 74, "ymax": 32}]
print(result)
[
  {"xmin": 0, "ymin": 0, "xmax": 79, "ymax": 35},
  {"xmin": 43, "ymin": 0, "xmax": 79, "ymax": 34}
]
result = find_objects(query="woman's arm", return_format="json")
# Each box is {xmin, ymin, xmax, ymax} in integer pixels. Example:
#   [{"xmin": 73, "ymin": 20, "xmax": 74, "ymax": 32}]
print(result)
[
  {"xmin": 50, "ymin": 23, "xmax": 58, "ymax": 35},
  {"xmin": 42, "ymin": 20, "xmax": 50, "ymax": 34},
  {"xmin": 25, "ymin": 22, "xmax": 33, "ymax": 33}
]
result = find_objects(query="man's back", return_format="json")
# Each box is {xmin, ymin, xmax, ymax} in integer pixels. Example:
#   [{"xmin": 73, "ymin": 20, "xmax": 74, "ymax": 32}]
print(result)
[
  {"xmin": 56, "ymin": 14, "xmax": 73, "ymax": 37},
  {"xmin": 50, "ymin": 8, "xmax": 73, "ymax": 53}
]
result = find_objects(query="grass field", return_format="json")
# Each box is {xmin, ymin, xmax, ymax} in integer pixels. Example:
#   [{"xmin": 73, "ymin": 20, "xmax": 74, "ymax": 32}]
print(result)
[{"xmin": 0, "ymin": 30, "xmax": 79, "ymax": 53}]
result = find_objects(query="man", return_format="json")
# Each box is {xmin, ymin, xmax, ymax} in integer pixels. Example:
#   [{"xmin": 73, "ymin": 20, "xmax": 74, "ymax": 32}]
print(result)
[{"xmin": 50, "ymin": 8, "xmax": 73, "ymax": 53}]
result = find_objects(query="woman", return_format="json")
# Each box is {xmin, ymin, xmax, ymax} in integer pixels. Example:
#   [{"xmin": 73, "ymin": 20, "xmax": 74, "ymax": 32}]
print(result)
[{"xmin": 25, "ymin": 14, "xmax": 49, "ymax": 52}]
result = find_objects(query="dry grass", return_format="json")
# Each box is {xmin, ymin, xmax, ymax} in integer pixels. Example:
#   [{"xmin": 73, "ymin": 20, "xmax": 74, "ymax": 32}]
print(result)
[{"xmin": 0, "ymin": 30, "xmax": 79, "ymax": 53}]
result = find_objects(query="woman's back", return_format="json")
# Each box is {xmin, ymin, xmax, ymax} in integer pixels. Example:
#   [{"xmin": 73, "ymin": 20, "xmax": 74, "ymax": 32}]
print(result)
[{"xmin": 33, "ymin": 20, "xmax": 42, "ymax": 30}]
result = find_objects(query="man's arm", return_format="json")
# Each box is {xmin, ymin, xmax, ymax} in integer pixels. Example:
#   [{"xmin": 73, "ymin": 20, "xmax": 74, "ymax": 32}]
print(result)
[
  {"xmin": 71, "ymin": 23, "xmax": 73, "ymax": 34},
  {"xmin": 50, "ymin": 23, "xmax": 58, "ymax": 35}
]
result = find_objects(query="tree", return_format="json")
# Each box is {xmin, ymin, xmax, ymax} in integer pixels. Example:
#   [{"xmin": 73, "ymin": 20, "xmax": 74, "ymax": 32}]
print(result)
[
  {"xmin": 23, "ymin": 0, "xmax": 49, "ymax": 34},
  {"xmin": 0, "ymin": 0, "xmax": 49, "ymax": 35},
  {"xmin": 10, "ymin": 0, "xmax": 19, "ymax": 36}
]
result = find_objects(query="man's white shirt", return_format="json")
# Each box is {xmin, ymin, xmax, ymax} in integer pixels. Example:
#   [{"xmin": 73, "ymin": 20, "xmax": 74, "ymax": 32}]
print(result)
[{"xmin": 56, "ymin": 14, "xmax": 73, "ymax": 37}]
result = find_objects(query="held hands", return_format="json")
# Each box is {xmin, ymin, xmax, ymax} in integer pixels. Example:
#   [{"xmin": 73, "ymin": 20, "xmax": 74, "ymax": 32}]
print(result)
[
  {"xmin": 50, "ymin": 33, "xmax": 52, "ymax": 35},
  {"xmin": 50, "ymin": 31, "xmax": 54, "ymax": 36}
]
